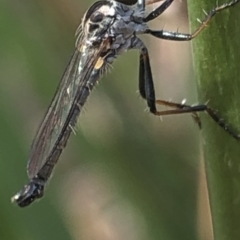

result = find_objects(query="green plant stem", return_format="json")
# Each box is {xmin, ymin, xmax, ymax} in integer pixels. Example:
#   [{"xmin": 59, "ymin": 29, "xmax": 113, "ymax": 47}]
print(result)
[{"xmin": 187, "ymin": 1, "xmax": 240, "ymax": 239}]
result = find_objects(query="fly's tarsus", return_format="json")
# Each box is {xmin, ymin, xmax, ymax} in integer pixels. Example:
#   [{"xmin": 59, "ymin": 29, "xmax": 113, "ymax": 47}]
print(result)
[{"xmin": 155, "ymin": 100, "xmax": 240, "ymax": 140}]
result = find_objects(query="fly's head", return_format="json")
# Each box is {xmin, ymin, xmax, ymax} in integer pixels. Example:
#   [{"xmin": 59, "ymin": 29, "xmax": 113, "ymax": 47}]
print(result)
[
  {"xmin": 76, "ymin": 1, "xmax": 147, "ymax": 66},
  {"xmin": 77, "ymin": 1, "xmax": 116, "ymax": 48}
]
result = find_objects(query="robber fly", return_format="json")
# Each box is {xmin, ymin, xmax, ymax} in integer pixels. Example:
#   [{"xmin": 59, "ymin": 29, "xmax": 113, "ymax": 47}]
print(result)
[{"xmin": 12, "ymin": 0, "xmax": 240, "ymax": 207}]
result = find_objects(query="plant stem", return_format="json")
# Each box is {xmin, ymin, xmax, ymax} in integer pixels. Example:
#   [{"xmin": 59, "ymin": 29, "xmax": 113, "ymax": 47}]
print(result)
[{"xmin": 187, "ymin": 1, "xmax": 240, "ymax": 240}]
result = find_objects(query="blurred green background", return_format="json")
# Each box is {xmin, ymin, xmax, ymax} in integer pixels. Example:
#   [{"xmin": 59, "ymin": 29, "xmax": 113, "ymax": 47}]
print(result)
[{"xmin": 0, "ymin": 0, "xmax": 212, "ymax": 239}]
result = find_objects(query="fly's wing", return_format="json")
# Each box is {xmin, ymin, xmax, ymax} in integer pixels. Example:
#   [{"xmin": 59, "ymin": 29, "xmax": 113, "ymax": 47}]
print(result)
[{"xmin": 27, "ymin": 40, "xmax": 108, "ymax": 179}]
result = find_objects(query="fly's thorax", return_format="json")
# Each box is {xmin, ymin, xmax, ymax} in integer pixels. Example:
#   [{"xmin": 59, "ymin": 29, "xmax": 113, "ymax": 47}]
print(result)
[
  {"xmin": 112, "ymin": 1, "xmax": 147, "ymax": 33},
  {"xmin": 101, "ymin": 1, "xmax": 147, "ymax": 63},
  {"xmin": 109, "ymin": 1, "xmax": 147, "ymax": 44}
]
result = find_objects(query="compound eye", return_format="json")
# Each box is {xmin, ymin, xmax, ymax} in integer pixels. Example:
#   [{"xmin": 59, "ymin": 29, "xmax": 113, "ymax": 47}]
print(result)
[
  {"xmin": 83, "ymin": 1, "xmax": 110, "ymax": 26},
  {"xmin": 89, "ymin": 24, "xmax": 99, "ymax": 33},
  {"xmin": 90, "ymin": 12, "xmax": 104, "ymax": 23}
]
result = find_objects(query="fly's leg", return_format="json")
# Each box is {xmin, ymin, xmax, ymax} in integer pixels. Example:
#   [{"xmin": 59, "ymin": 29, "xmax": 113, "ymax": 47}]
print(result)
[
  {"xmin": 139, "ymin": 47, "xmax": 240, "ymax": 140},
  {"xmin": 144, "ymin": 0, "xmax": 174, "ymax": 22},
  {"xmin": 139, "ymin": 45, "xmax": 157, "ymax": 114},
  {"xmin": 145, "ymin": 0, "xmax": 240, "ymax": 41},
  {"xmin": 146, "ymin": 0, "xmax": 166, "ymax": 5},
  {"xmin": 137, "ymin": 40, "xmax": 239, "ymax": 140},
  {"xmin": 139, "ymin": 0, "xmax": 174, "ymax": 15},
  {"xmin": 155, "ymin": 100, "xmax": 202, "ymax": 128},
  {"xmin": 138, "ymin": 0, "xmax": 146, "ymax": 11},
  {"xmin": 155, "ymin": 100, "xmax": 240, "ymax": 140},
  {"xmin": 139, "ymin": 42, "xmax": 199, "ymax": 126}
]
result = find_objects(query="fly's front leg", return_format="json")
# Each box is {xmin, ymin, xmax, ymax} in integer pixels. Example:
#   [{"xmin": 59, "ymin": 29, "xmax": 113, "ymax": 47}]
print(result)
[
  {"xmin": 155, "ymin": 100, "xmax": 240, "ymax": 140},
  {"xmin": 144, "ymin": 0, "xmax": 174, "ymax": 22},
  {"xmin": 138, "ymin": 0, "xmax": 146, "ymax": 11},
  {"xmin": 138, "ymin": 0, "xmax": 172, "ymax": 14},
  {"xmin": 145, "ymin": 0, "xmax": 240, "ymax": 41},
  {"xmin": 146, "ymin": 0, "xmax": 165, "ymax": 5}
]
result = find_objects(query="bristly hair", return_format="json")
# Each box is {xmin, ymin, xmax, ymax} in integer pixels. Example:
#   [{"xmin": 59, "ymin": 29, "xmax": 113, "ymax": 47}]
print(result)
[{"xmin": 75, "ymin": 24, "xmax": 83, "ymax": 48}]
